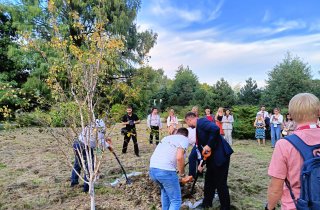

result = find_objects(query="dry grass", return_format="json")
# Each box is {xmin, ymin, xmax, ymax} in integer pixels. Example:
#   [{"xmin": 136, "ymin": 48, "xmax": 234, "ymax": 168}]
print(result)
[{"xmin": 0, "ymin": 124, "xmax": 273, "ymax": 210}]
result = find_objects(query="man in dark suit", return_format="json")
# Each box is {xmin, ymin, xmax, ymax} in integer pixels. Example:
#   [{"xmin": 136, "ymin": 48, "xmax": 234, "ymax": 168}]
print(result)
[{"xmin": 185, "ymin": 112, "xmax": 233, "ymax": 209}]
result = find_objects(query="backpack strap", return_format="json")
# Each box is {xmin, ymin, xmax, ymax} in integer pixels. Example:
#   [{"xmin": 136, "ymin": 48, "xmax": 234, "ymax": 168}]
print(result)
[{"xmin": 284, "ymin": 134, "xmax": 317, "ymax": 161}]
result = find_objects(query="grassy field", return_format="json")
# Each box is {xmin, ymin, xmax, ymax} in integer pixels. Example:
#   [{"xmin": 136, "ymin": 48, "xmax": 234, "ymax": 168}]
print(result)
[{"xmin": 0, "ymin": 124, "xmax": 274, "ymax": 210}]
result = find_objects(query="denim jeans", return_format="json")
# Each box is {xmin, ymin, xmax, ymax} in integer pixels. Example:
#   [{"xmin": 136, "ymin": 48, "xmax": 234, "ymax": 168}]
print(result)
[
  {"xmin": 71, "ymin": 141, "xmax": 94, "ymax": 192},
  {"xmin": 149, "ymin": 168, "xmax": 181, "ymax": 210},
  {"xmin": 270, "ymin": 124, "xmax": 281, "ymax": 147}
]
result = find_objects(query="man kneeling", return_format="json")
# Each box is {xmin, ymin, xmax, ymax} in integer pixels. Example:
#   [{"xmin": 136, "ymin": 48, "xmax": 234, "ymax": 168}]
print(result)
[{"xmin": 149, "ymin": 127, "xmax": 189, "ymax": 210}]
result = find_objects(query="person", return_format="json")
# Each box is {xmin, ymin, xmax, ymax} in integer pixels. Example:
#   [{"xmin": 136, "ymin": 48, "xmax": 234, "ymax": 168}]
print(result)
[
  {"xmin": 147, "ymin": 107, "xmax": 162, "ymax": 145},
  {"xmin": 204, "ymin": 107, "xmax": 215, "ymax": 123},
  {"xmin": 188, "ymin": 107, "xmax": 200, "ymax": 178},
  {"xmin": 167, "ymin": 109, "xmax": 179, "ymax": 135},
  {"xmin": 282, "ymin": 113, "xmax": 296, "ymax": 136},
  {"xmin": 70, "ymin": 119, "xmax": 112, "ymax": 192},
  {"xmin": 192, "ymin": 106, "xmax": 199, "ymax": 117},
  {"xmin": 215, "ymin": 107, "xmax": 225, "ymax": 136},
  {"xmin": 149, "ymin": 128, "xmax": 189, "ymax": 210},
  {"xmin": 266, "ymin": 93, "xmax": 320, "ymax": 210},
  {"xmin": 254, "ymin": 114, "xmax": 266, "ymax": 145},
  {"xmin": 121, "ymin": 105, "xmax": 140, "ymax": 156},
  {"xmin": 185, "ymin": 112, "xmax": 233, "ymax": 209},
  {"xmin": 222, "ymin": 109, "xmax": 234, "ymax": 145},
  {"xmin": 270, "ymin": 108, "xmax": 283, "ymax": 148},
  {"xmin": 258, "ymin": 105, "xmax": 270, "ymax": 132}
]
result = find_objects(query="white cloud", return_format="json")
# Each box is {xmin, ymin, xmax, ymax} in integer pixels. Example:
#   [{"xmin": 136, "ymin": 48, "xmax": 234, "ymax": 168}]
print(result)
[
  {"xmin": 262, "ymin": 10, "xmax": 271, "ymax": 23},
  {"xmin": 145, "ymin": 25, "xmax": 320, "ymax": 87}
]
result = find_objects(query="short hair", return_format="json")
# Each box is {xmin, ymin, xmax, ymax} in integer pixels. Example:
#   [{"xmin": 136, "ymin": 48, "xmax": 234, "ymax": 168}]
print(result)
[
  {"xmin": 151, "ymin": 107, "xmax": 157, "ymax": 112},
  {"xmin": 289, "ymin": 93, "xmax": 320, "ymax": 123},
  {"xmin": 127, "ymin": 105, "xmax": 133, "ymax": 109},
  {"xmin": 185, "ymin": 112, "xmax": 197, "ymax": 119},
  {"xmin": 204, "ymin": 106, "xmax": 210, "ymax": 110},
  {"xmin": 176, "ymin": 127, "xmax": 189, "ymax": 137}
]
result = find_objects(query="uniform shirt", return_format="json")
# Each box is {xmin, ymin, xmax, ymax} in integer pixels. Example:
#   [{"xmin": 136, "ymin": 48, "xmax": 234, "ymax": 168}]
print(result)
[
  {"xmin": 122, "ymin": 113, "xmax": 139, "ymax": 131},
  {"xmin": 268, "ymin": 126, "xmax": 320, "ymax": 210},
  {"xmin": 147, "ymin": 114, "xmax": 162, "ymax": 128},
  {"xmin": 150, "ymin": 134, "xmax": 189, "ymax": 171}
]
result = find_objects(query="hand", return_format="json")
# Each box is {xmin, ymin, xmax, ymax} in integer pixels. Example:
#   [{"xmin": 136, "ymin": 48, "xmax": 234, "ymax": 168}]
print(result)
[
  {"xmin": 198, "ymin": 161, "xmax": 205, "ymax": 173},
  {"xmin": 106, "ymin": 137, "xmax": 112, "ymax": 144}
]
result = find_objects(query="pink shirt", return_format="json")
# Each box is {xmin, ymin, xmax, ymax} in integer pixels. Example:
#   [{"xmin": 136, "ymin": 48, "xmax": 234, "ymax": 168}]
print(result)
[{"xmin": 268, "ymin": 126, "xmax": 320, "ymax": 210}]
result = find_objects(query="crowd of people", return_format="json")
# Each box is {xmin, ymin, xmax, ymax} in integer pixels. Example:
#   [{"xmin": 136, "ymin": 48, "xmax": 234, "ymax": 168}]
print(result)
[{"xmin": 69, "ymin": 92, "xmax": 320, "ymax": 210}]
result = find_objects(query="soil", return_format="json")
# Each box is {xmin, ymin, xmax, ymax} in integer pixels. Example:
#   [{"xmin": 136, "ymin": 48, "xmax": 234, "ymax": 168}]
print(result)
[{"xmin": 0, "ymin": 125, "xmax": 274, "ymax": 210}]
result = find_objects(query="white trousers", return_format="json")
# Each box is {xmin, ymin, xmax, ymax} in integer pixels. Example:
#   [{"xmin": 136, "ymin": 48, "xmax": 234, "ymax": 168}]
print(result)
[{"xmin": 223, "ymin": 129, "xmax": 233, "ymax": 145}]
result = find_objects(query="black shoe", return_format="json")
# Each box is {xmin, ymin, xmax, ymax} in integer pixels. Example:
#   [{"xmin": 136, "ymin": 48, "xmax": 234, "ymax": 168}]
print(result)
[
  {"xmin": 135, "ymin": 154, "xmax": 140, "ymax": 157},
  {"xmin": 70, "ymin": 182, "xmax": 79, "ymax": 187},
  {"xmin": 83, "ymin": 186, "xmax": 89, "ymax": 193}
]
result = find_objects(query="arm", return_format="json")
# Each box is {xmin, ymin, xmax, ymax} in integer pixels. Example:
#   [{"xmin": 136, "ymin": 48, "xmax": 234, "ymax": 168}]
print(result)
[
  {"xmin": 230, "ymin": 115, "xmax": 234, "ymax": 123},
  {"xmin": 121, "ymin": 116, "xmax": 129, "ymax": 125},
  {"xmin": 267, "ymin": 177, "xmax": 284, "ymax": 209},
  {"xmin": 159, "ymin": 116, "xmax": 162, "ymax": 129},
  {"xmin": 147, "ymin": 115, "xmax": 151, "ymax": 128},
  {"xmin": 221, "ymin": 116, "xmax": 228, "ymax": 123},
  {"xmin": 175, "ymin": 116, "xmax": 179, "ymax": 125},
  {"xmin": 278, "ymin": 115, "xmax": 283, "ymax": 124},
  {"xmin": 253, "ymin": 119, "xmax": 257, "ymax": 127},
  {"xmin": 134, "ymin": 115, "xmax": 140, "ymax": 124},
  {"xmin": 176, "ymin": 148, "xmax": 185, "ymax": 175}
]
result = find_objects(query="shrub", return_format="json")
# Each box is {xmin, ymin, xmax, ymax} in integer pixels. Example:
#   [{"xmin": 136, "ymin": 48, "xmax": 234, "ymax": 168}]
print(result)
[
  {"xmin": 110, "ymin": 104, "xmax": 126, "ymax": 122},
  {"xmin": 49, "ymin": 102, "xmax": 85, "ymax": 127},
  {"xmin": 15, "ymin": 109, "xmax": 51, "ymax": 127},
  {"xmin": 232, "ymin": 105, "xmax": 258, "ymax": 140}
]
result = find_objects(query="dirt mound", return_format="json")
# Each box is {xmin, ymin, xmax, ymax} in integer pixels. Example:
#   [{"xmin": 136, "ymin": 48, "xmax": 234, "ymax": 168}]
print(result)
[{"xmin": 114, "ymin": 173, "xmax": 204, "ymax": 209}]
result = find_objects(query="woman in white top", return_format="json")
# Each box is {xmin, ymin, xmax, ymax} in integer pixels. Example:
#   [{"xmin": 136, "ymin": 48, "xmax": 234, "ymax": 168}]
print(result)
[
  {"xmin": 167, "ymin": 109, "xmax": 179, "ymax": 135},
  {"xmin": 270, "ymin": 107, "xmax": 283, "ymax": 148},
  {"xmin": 222, "ymin": 109, "xmax": 234, "ymax": 145}
]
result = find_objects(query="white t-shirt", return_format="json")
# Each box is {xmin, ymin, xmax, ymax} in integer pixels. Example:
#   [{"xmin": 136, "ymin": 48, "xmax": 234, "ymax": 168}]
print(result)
[
  {"xmin": 187, "ymin": 127, "xmax": 196, "ymax": 146},
  {"xmin": 150, "ymin": 134, "xmax": 189, "ymax": 171}
]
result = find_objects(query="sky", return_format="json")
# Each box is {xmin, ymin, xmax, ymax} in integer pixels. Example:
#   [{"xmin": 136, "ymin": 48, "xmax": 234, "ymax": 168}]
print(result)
[{"xmin": 136, "ymin": 0, "xmax": 320, "ymax": 87}]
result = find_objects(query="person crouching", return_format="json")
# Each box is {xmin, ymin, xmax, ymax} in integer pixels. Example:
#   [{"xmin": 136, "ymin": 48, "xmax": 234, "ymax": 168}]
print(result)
[{"xmin": 149, "ymin": 128, "xmax": 189, "ymax": 210}]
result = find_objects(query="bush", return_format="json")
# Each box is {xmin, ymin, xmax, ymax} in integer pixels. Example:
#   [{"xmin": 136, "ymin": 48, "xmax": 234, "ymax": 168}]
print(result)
[
  {"xmin": 232, "ymin": 105, "xmax": 258, "ymax": 140},
  {"xmin": 110, "ymin": 104, "xmax": 126, "ymax": 122},
  {"xmin": 15, "ymin": 109, "xmax": 51, "ymax": 127},
  {"xmin": 49, "ymin": 102, "xmax": 84, "ymax": 127}
]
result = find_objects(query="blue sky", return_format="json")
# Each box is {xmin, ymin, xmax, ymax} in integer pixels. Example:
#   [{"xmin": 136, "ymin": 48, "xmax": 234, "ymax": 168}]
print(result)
[{"xmin": 137, "ymin": 0, "xmax": 320, "ymax": 87}]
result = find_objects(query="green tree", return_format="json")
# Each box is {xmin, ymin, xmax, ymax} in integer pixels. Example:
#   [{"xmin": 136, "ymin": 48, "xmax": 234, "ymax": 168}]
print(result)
[
  {"xmin": 262, "ymin": 53, "xmax": 312, "ymax": 107},
  {"xmin": 238, "ymin": 77, "xmax": 261, "ymax": 105},
  {"xmin": 168, "ymin": 65, "xmax": 199, "ymax": 106},
  {"xmin": 211, "ymin": 78, "xmax": 236, "ymax": 108}
]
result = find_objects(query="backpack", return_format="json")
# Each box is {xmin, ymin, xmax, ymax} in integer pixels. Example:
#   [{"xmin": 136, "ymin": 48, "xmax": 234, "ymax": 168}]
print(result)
[{"xmin": 284, "ymin": 134, "xmax": 320, "ymax": 210}]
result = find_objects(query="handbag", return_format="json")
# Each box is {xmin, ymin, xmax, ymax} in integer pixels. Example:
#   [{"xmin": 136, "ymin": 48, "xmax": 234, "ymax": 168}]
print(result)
[{"xmin": 121, "ymin": 127, "xmax": 128, "ymax": 135}]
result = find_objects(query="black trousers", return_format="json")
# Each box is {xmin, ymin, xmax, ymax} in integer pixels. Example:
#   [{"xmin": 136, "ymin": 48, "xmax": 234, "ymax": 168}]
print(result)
[
  {"xmin": 203, "ymin": 158, "xmax": 231, "ymax": 210},
  {"xmin": 122, "ymin": 130, "xmax": 139, "ymax": 155},
  {"xmin": 149, "ymin": 126, "xmax": 160, "ymax": 145}
]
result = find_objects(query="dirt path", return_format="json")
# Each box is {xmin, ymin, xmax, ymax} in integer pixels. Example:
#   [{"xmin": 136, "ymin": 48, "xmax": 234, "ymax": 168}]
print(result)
[{"xmin": 0, "ymin": 126, "xmax": 273, "ymax": 209}]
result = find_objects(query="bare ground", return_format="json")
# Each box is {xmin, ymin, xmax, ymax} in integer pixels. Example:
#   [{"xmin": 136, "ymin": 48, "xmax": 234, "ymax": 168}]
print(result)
[{"xmin": 0, "ymin": 125, "xmax": 274, "ymax": 210}]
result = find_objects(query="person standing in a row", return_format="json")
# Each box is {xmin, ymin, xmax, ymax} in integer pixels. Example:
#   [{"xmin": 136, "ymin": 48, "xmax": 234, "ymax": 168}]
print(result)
[
  {"xmin": 222, "ymin": 109, "xmax": 234, "ymax": 145},
  {"xmin": 167, "ymin": 109, "xmax": 178, "ymax": 135},
  {"xmin": 270, "ymin": 108, "xmax": 283, "ymax": 148},
  {"xmin": 147, "ymin": 107, "xmax": 162, "ymax": 145},
  {"xmin": 215, "ymin": 107, "xmax": 225, "ymax": 136},
  {"xmin": 282, "ymin": 113, "xmax": 296, "ymax": 136},
  {"xmin": 254, "ymin": 114, "xmax": 266, "ymax": 145},
  {"xmin": 121, "ymin": 105, "xmax": 140, "ymax": 156}
]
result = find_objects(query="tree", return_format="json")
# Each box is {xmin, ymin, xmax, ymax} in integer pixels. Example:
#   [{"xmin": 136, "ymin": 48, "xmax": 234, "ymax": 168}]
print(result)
[
  {"xmin": 14, "ymin": 0, "xmax": 156, "ymax": 209},
  {"xmin": 168, "ymin": 65, "xmax": 199, "ymax": 106},
  {"xmin": 211, "ymin": 78, "xmax": 236, "ymax": 108},
  {"xmin": 238, "ymin": 77, "xmax": 261, "ymax": 105},
  {"xmin": 262, "ymin": 53, "xmax": 312, "ymax": 108}
]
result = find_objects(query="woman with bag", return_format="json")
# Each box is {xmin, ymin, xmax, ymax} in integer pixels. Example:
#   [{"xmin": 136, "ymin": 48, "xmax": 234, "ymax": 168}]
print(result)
[
  {"xmin": 270, "ymin": 108, "xmax": 283, "ymax": 148},
  {"xmin": 282, "ymin": 113, "xmax": 296, "ymax": 136}
]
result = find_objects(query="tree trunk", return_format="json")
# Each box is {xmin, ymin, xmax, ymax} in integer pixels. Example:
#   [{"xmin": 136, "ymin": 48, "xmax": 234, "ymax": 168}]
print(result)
[{"xmin": 90, "ymin": 181, "xmax": 95, "ymax": 210}]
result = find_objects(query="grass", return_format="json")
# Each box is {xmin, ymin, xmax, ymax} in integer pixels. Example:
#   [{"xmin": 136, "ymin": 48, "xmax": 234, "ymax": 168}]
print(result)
[{"xmin": 0, "ymin": 126, "xmax": 275, "ymax": 209}]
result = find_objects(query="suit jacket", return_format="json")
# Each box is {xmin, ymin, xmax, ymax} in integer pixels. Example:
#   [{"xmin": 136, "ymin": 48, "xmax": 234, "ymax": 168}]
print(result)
[{"xmin": 196, "ymin": 118, "xmax": 234, "ymax": 167}]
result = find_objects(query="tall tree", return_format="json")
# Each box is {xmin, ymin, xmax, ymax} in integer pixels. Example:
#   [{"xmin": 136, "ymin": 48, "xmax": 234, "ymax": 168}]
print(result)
[
  {"xmin": 168, "ymin": 65, "xmax": 199, "ymax": 106},
  {"xmin": 211, "ymin": 78, "xmax": 236, "ymax": 108},
  {"xmin": 262, "ymin": 53, "xmax": 312, "ymax": 108},
  {"xmin": 238, "ymin": 77, "xmax": 261, "ymax": 105}
]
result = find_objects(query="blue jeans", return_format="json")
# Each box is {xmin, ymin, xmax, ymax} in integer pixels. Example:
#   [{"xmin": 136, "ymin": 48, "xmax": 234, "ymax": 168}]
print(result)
[
  {"xmin": 149, "ymin": 168, "xmax": 181, "ymax": 210},
  {"xmin": 71, "ymin": 141, "xmax": 94, "ymax": 192},
  {"xmin": 270, "ymin": 124, "xmax": 281, "ymax": 147}
]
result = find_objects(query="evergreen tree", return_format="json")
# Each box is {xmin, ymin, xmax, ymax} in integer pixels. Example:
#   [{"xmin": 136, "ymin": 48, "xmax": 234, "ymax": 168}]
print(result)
[{"xmin": 238, "ymin": 77, "xmax": 261, "ymax": 105}]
